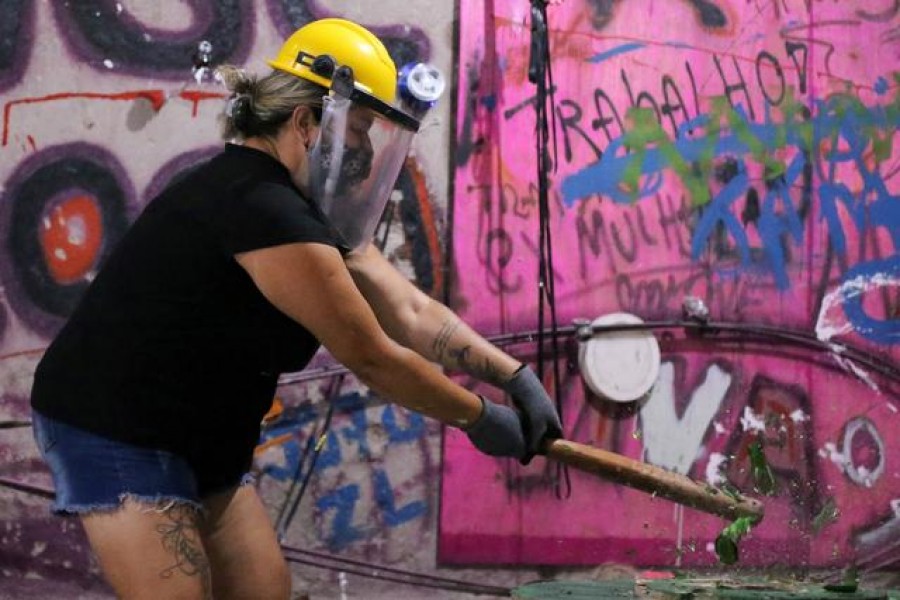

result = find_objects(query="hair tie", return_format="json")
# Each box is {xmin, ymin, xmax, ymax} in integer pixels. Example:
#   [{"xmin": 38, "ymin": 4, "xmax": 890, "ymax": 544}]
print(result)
[{"xmin": 226, "ymin": 94, "xmax": 253, "ymax": 131}]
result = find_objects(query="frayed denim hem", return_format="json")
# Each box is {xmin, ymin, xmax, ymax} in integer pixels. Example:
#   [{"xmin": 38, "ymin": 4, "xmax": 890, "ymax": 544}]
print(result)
[
  {"xmin": 197, "ymin": 472, "xmax": 257, "ymax": 500},
  {"xmin": 52, "ymin": 493, "xmax": 204, "ymax": 517}
]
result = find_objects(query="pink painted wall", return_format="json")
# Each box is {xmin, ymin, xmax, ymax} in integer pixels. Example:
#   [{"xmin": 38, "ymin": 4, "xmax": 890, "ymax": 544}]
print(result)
[{"xmin": 442, "ymin": 0, "xmax": 900, "ymax": 569}]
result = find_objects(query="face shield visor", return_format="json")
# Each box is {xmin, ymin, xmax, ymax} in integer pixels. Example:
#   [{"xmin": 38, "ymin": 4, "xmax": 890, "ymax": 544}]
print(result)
[{"xmin": 307, "ymin": 65, "xmax": 419, "ymax": 249}]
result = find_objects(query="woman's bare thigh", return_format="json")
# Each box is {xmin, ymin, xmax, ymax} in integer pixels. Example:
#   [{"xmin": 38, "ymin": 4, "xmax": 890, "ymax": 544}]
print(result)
[
  {"xmin": 200, "ymin": 485, "xmax": 291, "ymax": 600},
  {"xmin": 80, "ymin": 497, "xmax": 211, "ymax": 600}
]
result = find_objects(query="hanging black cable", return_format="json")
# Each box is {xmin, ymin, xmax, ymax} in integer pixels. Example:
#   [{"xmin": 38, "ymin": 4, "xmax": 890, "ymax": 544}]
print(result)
[
  {"xmin": 529, "ymin": 0, "xmax": 570, "ymax": 498},
  {"xmin": 281, "ymin": 543, "xmax": 511, "ymax": 596},
  {"xmin": 275, "ymin": 373, "xmax": 344, "ymax": 540},
  {"xmin": 0, "ymin": 477, "xmax": 55, "ymax": 499},
  {"xmin": 374, "ymin": 196, "xmax": 396, "ymax": 251}
]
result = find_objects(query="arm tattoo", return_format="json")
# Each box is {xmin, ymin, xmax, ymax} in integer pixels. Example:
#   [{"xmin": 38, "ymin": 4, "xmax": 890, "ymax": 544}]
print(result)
[
  {"xmin": 450, "ymin": 344, "xmax": 504, "ymax": 385},
  {"xmin": 432, "ymin": 319, "xmax": 461, "ymax": 361},
  {"xmin": 156, "ymin": 504, "xmax": 212, "ymax": 596},
  {"xmin": 433, "ymin": 319, "xmax": 504, "ymax": 385}
]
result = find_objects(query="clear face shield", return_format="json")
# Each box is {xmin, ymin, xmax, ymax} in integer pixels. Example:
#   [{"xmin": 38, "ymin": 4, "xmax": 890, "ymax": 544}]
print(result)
[{"xmin": 307, "ymin": 66, "xmax": 419, "ymax": 249}]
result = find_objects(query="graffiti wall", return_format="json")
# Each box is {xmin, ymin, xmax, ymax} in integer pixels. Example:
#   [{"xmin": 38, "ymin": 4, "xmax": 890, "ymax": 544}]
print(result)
[
  {"xmin": 0, "ymin": 1, "xmax": 457, "ymax": 596},
  {"xmin": 2, "ymin": 0, "xmax": 898, "ymax": 594},
  {"xmin": 442, "ymin": 0, "xmax": 900, "ymax": 569}
]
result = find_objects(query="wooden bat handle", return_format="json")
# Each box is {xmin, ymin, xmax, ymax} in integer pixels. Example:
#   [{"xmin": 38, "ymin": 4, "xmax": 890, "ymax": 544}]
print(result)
[{"xmin": 544, "ymin": 439, "xmax": 765, "ymax": 523}]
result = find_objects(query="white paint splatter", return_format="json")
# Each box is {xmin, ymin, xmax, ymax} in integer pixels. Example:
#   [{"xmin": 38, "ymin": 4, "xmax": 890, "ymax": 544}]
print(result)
[
  {"xmin": 888, "ymin": 404, "xmax": 898, "ymax": 414},
  {"xmin": 815, "ymin": 284, "xmax": 855, "ymax": 342},
  {"xmin": 830, "ymin": 352, "xmax": 881, "ymax": 394},
  {"xmin": 846, "ymin": 360, "xmax": 880, "ymax": 393},
  {"xmin": 116, "ymin": 3, "xmax": 123, "ymax": 14},
  {"xmin": 705, "ymin": 452, "xmax": 728, "ymax": 486},
  {"xmin": 639, "ymin": 362, "xmax": 731, "ymax": 475},
  {"xmin": 713, "ymin": 421, "xmax": 726, "ymax": 435},
  {"xmin": 816, "ymin": 272, "xmax": 900, "ymax": 341},
  {"xmin": 193, "ymin": 67, "xmax": 208, "ymax": 85},
  {"xmin": 856, "ymin": 466, "xmax": 874, "ymax": 488},
  {"xmin": 30, "ymin": 542, "xmax": 46, "ymax": 557},
  {"xmin": 66, "ymin": 215, "xmax": 87, "ymax": 245},
  {"xmin": 842, "ymin": 417, "xmax": 885, "ymax": 487},
  {"xmin": 856, "ymin": 499, "xmax": 900, "ymax": 553},
  {"xmin": 339, "ymin": 571, "xmax": 349, "ymax": 600},
  {"xmin": 818, "ymin": 442, "xmax": 848, "ymax": 472},
  {"xmin": 103, "ymin": 59, "xmax": 115, "ymax": 69},
  {"xmin": 740, "ymin": 406, "xmax": 766, "ymax": 433},
  {"xmin": 790, "ymin": 409, "xmax": 809, "ymax": 423}
]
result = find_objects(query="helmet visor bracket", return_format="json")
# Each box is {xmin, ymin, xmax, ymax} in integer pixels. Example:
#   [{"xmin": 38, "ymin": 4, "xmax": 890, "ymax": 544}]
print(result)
[
  {"xmin": 305, "ymin": 63, "xmax": 419, "ymax": 249},
  {"xmin": 328, "ymin": 64, "xmax": 420, "ymax": 133}
]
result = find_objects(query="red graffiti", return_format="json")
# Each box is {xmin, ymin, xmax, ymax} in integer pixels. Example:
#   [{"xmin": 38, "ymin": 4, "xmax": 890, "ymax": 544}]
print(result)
[
  {"xmin": 178, "ymin": 90, "xmax": 228, "ymax": 117},
  {"xmin": 38, "ymin": 194, "xmax": 104, "ymax": 285},
  {"xmin": 1, "ymin": 89, "xmax": 227, "ymax": 145}
]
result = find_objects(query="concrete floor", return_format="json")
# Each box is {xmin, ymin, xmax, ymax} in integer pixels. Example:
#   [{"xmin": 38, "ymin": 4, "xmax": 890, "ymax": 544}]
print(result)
[{"xmin": 4, "ymin": 565, "xmax": 899, "ymax": 599}]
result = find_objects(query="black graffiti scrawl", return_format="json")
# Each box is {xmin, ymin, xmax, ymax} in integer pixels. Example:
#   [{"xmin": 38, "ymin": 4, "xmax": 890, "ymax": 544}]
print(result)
[
  {"xmin": 51, "ymin": 1, "xmax": 253, "ymax": 78},
  {"xmin": 587, "ymin": 0, "xmax": 729, "ymax": 30},
  {"xmin": 0, "ymin": 0, "xmax": 35, "ymax": 92}
]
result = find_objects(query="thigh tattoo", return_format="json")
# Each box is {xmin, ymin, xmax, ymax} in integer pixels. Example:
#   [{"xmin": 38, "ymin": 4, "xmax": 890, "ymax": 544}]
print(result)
[{"xmin": 156, "ymin": 504, "xmax": 212, "ymax": 595}]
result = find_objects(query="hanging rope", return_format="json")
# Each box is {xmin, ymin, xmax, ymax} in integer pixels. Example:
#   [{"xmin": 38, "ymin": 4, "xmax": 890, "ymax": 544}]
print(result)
[{"xmin": 528, "ymin": 0, "xmax": 571, "ymax": 498}]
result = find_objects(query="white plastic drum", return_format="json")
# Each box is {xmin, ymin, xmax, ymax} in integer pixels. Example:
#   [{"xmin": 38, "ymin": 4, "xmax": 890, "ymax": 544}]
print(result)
[{"xmin": 578, "ymin": 312, "xmax": 661, "ymax": 403}]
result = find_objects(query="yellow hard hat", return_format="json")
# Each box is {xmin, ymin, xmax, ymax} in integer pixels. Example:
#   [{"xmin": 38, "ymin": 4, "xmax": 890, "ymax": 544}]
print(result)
[{"xmin": 267, "ymin": 18, "xmax": 398, "ymax": 105}]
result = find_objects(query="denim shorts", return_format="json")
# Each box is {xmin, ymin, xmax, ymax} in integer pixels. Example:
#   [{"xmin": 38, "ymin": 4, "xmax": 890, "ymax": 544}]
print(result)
[{"xmin": 32, "ymin": 410, "xmax": 253, "ymax": 515}]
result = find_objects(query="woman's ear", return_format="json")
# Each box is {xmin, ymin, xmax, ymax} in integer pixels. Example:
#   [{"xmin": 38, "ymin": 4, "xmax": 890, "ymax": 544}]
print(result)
[{"xmin": 292, "ymin": 106, "xmax": 316, "ymax": 147}]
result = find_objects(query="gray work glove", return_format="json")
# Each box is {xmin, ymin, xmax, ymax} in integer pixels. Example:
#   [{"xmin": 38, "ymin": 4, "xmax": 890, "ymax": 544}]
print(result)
[
  {"xmin": 465, "ymin": 396, "xmax": 527, "ymax": 459},
  {"xmin": 502, "ymin": 365, "xmax": 563, "ymax": 464}
]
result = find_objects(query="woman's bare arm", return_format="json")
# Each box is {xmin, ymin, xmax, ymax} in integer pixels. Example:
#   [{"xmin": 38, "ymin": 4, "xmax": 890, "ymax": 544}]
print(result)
[
  {"xmin": 235, "ymin": 241, "xmax": 482, "ymax": 428},
  {"xmin": 345, "ymin": 244, "xmax": 521, "ymax": 386}
]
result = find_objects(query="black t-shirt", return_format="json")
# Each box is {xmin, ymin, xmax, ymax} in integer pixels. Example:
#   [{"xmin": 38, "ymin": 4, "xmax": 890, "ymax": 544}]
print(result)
[{"xmin": 31, "ymin": 144, "xmax": 348, "ymax": 487}]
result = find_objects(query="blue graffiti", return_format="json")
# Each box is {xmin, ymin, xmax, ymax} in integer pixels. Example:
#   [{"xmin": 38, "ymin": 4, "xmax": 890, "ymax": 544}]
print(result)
[
  {"xmin": 561, "ymin": 93, "xmax": 899, "ymax": 290},
  {"xmin": 588, "ymin": 42, "xmax": 646, "ymax": 64},
  {"xmin": 691, "ymin": 149, "xmax": 807, "ymax": 288},
  {"xmin": 259, "ymin": 393, "xmax": 428, "ymax": 482},
  {"xmin": 337, "ymin": 392, "xmax": 372, "ymax": 459},
  {"xmin": 373, "ymin": 468, "xmax": 427, "ymax": 527},
  {"xmin": 840, "ymin": 256, "xmax": 900, "ymax": 345},
  {"xmin": 314, "ymin": 468, "xmax": 427, "ymax": 550},
  {"xmin": 257, "ymin": 391, "xmax": 430, "ymax": 548},
  {"xmin": 756, "ymin": 152, "xmax": 805, "ymax": 287},
  {"xmin": 816, "ymin": 95, "xmax": 900, "ymax": 259},
  {"xmin": 316, "ymin": 484, "xmax": 365, "ymax": 551},
  {"xmin": 256, "ymin": 404, "xmax": 321, "ymax": 481},
  {"xmin": 691, "ymin": 160, "xmax": 752, "ymax": 263},
  {"xmin": 382, "ymin": 404, "xmax": 426, "ymax": 442}
]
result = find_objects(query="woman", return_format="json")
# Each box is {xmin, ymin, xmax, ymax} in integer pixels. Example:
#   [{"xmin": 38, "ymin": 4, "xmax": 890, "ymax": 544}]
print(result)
[{"xmin": 30, "ymin": 18, "xmax": 561, "ymax": 600}]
